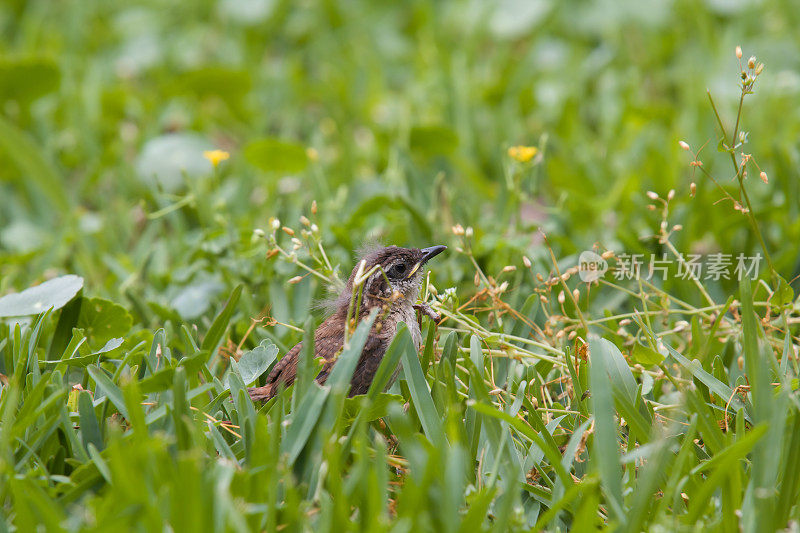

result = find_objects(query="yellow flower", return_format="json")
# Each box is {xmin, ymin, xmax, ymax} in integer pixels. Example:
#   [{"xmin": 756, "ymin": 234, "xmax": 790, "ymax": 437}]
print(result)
[
  {"xmin": 203, "ymin": 149, "xmax": 230, "ymax": 168},
  {"xmin": 507, "ymin": 145, "xmax": 538, "ymax": 163}
]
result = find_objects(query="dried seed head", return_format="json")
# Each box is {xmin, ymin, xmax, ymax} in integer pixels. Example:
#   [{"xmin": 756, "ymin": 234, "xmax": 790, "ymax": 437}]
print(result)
[
  {"xmin": 572, "ymin": 288, "xmax": 580, "ymax": 301},
  {"xmin": 288, "ymin": 275, "xmax": 304, "ymax": 284},
  {"xmin": 558, "ymin": 291, "xmax": 566, "ymax": 304},
  {"xmin": 299, "ymin": 215, "xmax": 311, "ymax": 227},
  {"xmin": 755, "ymin": 63, "xmax": 764, "ymax": 75},
  {"xmin": 667, "ymin": 189, "xmax": 675, "ymax": 201},
  {"xmin": 502, "ymin": 265, "xmax": 517, "ymax": 273},
  {"xmin": 690, "ymin": 182, "xmax": 696, "ymax": 196},
  {"xmin": 311, "ymin": 200, "xmax": 318, "ymax": 214},
  {"xmin": 760, "ymin": 171, "xmax": 768, "ymax": 183},
  {"xmin": 647, "ymin": 204, "xmax": 656, "ymax": 211},
  {"xmin": 568, "ymin": 331, "xmax": 577, "ymax": 340},
  {"xmin": 282, "ymin": 226, "xmax": 295, "ymax": 236},
  {"xmin": 522, "ymin": 256, "xmax": 532, "ymax": 268},
  {"xmin": 536, "ymin": 273, "xmax": 544, "ymax": 282},
  {"xmin": 452, "ymin": 224, "xmax": 465, "ymax": 236},
  {"xmin": 737, "ymin": 356, "xmax": 744, "ymax": 371},
  {"xmin": 646, "ymin": 191, "xmax": 659, "ymax": 200},
  {"xmin": 539, "ymin": 295, "xmax": 548, "ymax": 304},
  {"xmin": 474, "ymin": 272, "xmax": 480, "ymax": 286},
  {"xmin": 672, "ymin": 224, "xmax": 683, "ymax": 231},
  {"xmin": 748, "ymin": 56, "xmax": 756, "ymax": 69},
  {"xmin": 601, "ymin": 250, "xmax": 614, "ymax": 259},
  {"xmin": 619, "ymin": 318, "xmax": 631, "ymax": 326},
  {"xmin": 679, "ymin": 140, "xmax": 690, "ymax": 151},
  {"xmin": 735, "ymin": 46, "xmax": 742, "ymax": 59}
]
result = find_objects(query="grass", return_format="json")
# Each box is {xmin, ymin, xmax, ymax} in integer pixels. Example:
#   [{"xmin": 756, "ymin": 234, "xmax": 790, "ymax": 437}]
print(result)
[{"xmin": 2, "ymin": 0, "xmax": 800, "ymax": 530}]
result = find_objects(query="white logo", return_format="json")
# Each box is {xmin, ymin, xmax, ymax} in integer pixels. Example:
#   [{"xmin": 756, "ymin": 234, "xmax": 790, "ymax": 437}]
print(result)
[{"xmin": 578, "ymin": 251, "xmax": 608, "ymax": 282}]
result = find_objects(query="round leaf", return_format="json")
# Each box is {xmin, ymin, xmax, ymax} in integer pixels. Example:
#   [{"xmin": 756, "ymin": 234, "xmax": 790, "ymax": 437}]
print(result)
[
  {"xmin": 0, "ymin": 275, "xmax": 83, "ymax": 317},
  {"xmin": 135, "ymin": 133, "xmax": 213, "ymax": 192},
  {"xmin": 0, "ymin": 58, "xmax": 60, "ymax": 104},
  {"xmin": 236, "ymin": 339, "xmax": 279, "ymax": 385},
  {"xmin": 77, "ymin": 297, "xmax": 133, "ymax": 346}
]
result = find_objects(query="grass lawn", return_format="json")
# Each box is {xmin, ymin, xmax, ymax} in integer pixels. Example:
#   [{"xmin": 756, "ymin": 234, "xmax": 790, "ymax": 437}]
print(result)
[{"xmin": 2, "ymin": 0, "xmax": 800, "ymax": 530}]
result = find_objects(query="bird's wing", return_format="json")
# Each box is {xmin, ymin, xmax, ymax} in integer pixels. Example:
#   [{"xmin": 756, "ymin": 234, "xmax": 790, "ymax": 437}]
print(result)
[
  {"xmin": 248, "ymin": 315, "xmax": 345, "ymax": 402},
  {"xmin": 347, "ymin": 329, "xmax": 391, "ymax": 396}
]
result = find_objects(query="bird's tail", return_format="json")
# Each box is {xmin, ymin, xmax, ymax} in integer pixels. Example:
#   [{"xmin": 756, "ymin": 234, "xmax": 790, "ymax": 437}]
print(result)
[{"xmin": 247, "ymin": 384, "xmax": 276, "ymax": 402}]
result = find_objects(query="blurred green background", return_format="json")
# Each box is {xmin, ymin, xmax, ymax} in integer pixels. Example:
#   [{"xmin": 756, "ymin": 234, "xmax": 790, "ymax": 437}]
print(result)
[{"xmin": 2, "ymin": 0, "xmax": 799, "ymax": 322}]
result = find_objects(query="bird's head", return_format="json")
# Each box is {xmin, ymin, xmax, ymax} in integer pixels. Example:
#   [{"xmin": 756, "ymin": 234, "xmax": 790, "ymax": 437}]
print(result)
[{"xmin": 344, "ymin": 245, "xmax": 447, "ymax": 307}]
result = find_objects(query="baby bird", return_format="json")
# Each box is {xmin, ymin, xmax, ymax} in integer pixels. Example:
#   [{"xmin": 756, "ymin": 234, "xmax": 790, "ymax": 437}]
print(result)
[{"xmin": 248, "ymin": 245, "xmax": 446, "ymax": 402}]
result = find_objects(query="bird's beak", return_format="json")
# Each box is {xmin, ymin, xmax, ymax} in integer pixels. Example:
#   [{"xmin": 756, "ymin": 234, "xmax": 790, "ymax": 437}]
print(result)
[
  {"xmin": 406, "ymin": 245, "xmax": 447, "ymax": 279},
  {"xmin": 420, "ymin": 245, "xmax": 447, "ymax": 264}
]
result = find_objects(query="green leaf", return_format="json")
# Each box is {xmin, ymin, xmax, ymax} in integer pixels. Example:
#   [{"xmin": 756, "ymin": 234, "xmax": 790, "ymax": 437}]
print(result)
[
  {"xmin": 588, "ymin": 337, "xmax": 625, "ymax": 524},
  {"xmin": 47, "ymin": 294, "xmax": 82, "ymax": 361},
  {"xmin": 366, "ymin": 323, "xmax": 413, "ymax": 400},
  {"xmin": 77, "ymin": 297, "xmax": 133, "ymax": 347},
  {"xmin": 87, "ymin": 444, "xmax": 111, "ymax": 484},
  {"xmin": 0, "ymin": 114, "xmax": 70, "ymax": 214},
  {"xmin": 208, "ymin": 422, "xmax": 238, "ymax": 462},
  {"xmin": 236, "ymin": 339, "xmax": 279, "ymax": 385},
  {"xmin": 0, "ymin": 275, "xmax": 83, "ymax": 317},
  {"xmin": 78, "ymin": 391, "xmax": 104, "ymax": 452},
  {"xmin": 244, "ymin": 137, "xmax": 308, "ymax": 174},
  {"xmin": 467, "ymin": 400, "xmax": 572, "ymax": 488},
  {"xmin": 687, "ymin": 424, "xmax": 768, "ymax": 523},
  {"xmin": 281, "ymin": 385, "xmax": 330, "ymax": 465},
  {"xmin": 773, "ymin": 274, "xmax": 794, "ymax": 308},
  {"xmin": 201, "ymin": 284, "xmax": 243, "ymax": 353},
  {"xmin": 630, "ymin": 343, "xmax": 664, "ymax": 366},
  {"xmin": 343, "ymin": 393, "xmax": 403, "ymax": 421},
  {"xmin": 173, "ymin": 66, "xmax": 252, "ymax": 104},
  {"xmin": 87, "ymin": 365, "xmax": 128, "ymax": 419},
  {"xmin": 400, "ymin": 320, "xmax": 447, "ymax": 448},
  {"xmin": 0, "ymin": 58, "xmax": 60, "ymax": 104},
  {"xmin": 665, "ymin": 343, "xmax": 750, "ymax": 421},
  {"xmin": 139, "ymin": 368, "xmax": 176, "ymax": 393}
]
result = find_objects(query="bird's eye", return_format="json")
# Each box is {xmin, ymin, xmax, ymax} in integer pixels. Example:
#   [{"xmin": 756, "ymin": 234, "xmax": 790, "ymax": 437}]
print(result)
[{"xmin": 387, "ymin": 262, "xmax": 407, "ymax": 279}]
